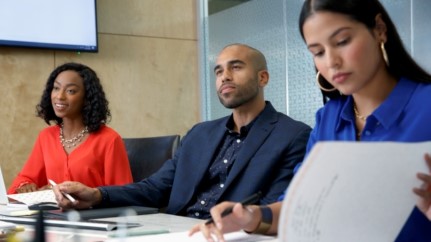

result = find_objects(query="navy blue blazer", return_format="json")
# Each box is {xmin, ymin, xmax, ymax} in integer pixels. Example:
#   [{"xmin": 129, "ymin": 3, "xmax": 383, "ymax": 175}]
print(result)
[{"xmin": 103, "ymin": 102, "xmax": 311, "ymax": 216}]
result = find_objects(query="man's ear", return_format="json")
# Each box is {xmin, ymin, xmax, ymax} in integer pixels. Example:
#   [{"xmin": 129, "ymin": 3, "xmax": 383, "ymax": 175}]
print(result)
[
  {"xmin": 258, "ymin": 70, "xmax": 269, "ymax": 87},
  {"xmin": 374, "ymin": 13, "xmax": 387, "ymax": 43}
]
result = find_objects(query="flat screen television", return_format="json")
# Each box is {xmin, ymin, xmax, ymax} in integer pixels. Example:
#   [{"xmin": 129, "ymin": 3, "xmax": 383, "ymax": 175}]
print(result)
[{"xmin": 0, "ymin": 0, "xmax": 98, "ymax": 52}]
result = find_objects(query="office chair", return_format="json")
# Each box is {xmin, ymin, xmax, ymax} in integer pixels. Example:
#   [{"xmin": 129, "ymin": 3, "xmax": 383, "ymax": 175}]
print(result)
[{"xmin": 123, "ymin": 135, "xmax": 180, "ymax": 182}]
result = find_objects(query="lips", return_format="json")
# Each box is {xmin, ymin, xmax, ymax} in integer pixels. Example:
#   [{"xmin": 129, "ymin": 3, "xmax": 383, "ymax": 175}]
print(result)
[
  {"xmin": 219, "ymin": 84, "xmax": 235, "ymax": 94},
  {"xmin": 332, "ymin": 72, "xmax": 351, "ymax": 84},
  {"xmin": 54, "ymin": 103, "xmax": 67, "ymax": 111}
]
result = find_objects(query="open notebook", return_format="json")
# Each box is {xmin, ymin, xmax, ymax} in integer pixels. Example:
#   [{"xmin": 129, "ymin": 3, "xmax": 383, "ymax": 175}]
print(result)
[
  {"xmin": 0, "ymin": 166, "xmax": 57, "ymax": 208},
  {"xmin": 0, "ymin": 167, "xmax": 160, "ymax": 230}
]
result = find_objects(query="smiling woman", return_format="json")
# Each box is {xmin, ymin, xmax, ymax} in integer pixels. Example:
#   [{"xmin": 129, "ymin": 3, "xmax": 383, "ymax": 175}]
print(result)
[{"xmin": 7, "ymin": 63, "xmax": 133, "ymax": 194}]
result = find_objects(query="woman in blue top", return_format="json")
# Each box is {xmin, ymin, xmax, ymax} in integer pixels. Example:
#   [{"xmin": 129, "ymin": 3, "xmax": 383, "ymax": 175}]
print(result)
[{"xmin": 190, "ymin": 0, "xmax": 431, "ymax": 241}]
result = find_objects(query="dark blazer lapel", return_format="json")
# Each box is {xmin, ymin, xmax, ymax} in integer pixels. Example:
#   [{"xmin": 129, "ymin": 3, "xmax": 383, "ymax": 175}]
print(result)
[
  {"xmin": 223, "ymin": 103, "xmax": 278, "ymax": 188},
  {"xmin": 185, "ymin": 118, "xmax": 228, "ymax": 192}
]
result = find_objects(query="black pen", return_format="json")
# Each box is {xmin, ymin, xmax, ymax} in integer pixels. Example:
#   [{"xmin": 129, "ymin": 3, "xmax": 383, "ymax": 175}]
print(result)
[{"xmin": 205, "ymin": 191, "xmax": 262, "ymax": 225}]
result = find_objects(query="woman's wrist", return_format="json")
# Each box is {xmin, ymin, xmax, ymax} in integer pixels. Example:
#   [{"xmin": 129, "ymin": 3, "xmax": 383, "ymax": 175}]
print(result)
[
  {"xmin": 244, "ymin": 205, "xmax": 273, "ymax": 234},
  {"xmin": 243, "ymin": 205, "xmax": 262, "ymax": 233}
]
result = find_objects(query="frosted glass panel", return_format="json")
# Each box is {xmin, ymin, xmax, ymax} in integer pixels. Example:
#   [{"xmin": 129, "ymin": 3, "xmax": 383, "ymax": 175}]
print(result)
[
  {"xmin": 412, "ymin": 0, "xmax": 431, "ymax": 72},
  {"xmin": 285, "ymin": 0, "xmax": 321, "ymax": 127}
]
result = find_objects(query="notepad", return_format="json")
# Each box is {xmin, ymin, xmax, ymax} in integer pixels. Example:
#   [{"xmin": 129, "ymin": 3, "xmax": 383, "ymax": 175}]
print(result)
[
  {"xmin": 278, "ymin": 141, "xmax": 430, "ymax": 242},
  {"xmin": 7, "ymin": 190, "xmax": 57, "ymax": 206}
]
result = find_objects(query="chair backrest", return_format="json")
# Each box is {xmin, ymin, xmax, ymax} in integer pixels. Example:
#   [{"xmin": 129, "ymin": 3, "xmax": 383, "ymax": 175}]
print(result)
[{"xmin": 123, "ymin": 135, "xmax": 180, "ymax": 182}]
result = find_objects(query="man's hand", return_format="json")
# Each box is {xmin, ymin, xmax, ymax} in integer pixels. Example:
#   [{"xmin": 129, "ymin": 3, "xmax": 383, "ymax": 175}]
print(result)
[
  {"xmin": 52, "ymin": 181, "xmax": 102, "ymax": 210},
  {"xmin": 188, "ymin": 202, "xmax": 259, "ymax": 242},
  {"xmin": 413, "ymin": 153, "xmax": 431, "ymax": 220}
]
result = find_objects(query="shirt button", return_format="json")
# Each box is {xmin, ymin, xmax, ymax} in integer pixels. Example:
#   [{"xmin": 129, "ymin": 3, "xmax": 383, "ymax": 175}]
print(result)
[
  {"xmin": 195, "ymin": 212, "xmax": 200, "ymax": 217},
  {"xmin": 223, "ymin": 159, "xmax": 228, "ymax": 164},
  {"xmin": 200, "ymin": 200, "xmax": 205, "ymax": 205},
  {"xmin": 236, "ymin": 139, "xmax": 241, "ymax": 143},
  {"xmin": 220, "ymin": 184, "xmax": 224, "ymax": 188}
]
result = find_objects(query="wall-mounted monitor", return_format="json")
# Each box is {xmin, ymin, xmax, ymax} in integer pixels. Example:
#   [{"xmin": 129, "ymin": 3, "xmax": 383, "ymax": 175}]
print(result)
[{"xmin": 0, "ymin": 0, "xmax": 98, "ymax": 52}]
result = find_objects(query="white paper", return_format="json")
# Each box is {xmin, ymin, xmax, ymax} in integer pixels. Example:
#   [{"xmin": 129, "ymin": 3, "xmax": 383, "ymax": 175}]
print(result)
[
  {"xmin": 105, "ymin": 230, "xmax": 276, "ymax": 242},
  {"xmin": 7, "ymin": 190, "xmax": 57, "ymax": 206},
  {"xmin": 279, "ymin": 141, "xmax": 430, "ymax": 242}
]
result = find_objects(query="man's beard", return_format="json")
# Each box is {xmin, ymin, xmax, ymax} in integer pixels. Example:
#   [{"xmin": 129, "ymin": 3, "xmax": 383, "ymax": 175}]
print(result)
[{"xmin": 218, "ymin": 81, "xmax": 259, "ymax": 109}]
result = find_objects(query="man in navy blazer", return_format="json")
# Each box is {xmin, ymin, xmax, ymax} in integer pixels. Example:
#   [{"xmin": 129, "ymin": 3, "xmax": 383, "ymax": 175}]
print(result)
[{"xmin": 54, "ymin": 44, "xmax": 311, "ymax": 219}]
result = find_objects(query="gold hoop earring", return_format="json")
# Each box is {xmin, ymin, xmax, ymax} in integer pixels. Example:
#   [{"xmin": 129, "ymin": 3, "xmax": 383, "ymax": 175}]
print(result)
[
  {"xmin": 316, "ymin": 71, "xmax": 336, "ymax": 92},
  {"xmin": 380, "ymin": 42, "xmax": 389, "ymax": 66}
]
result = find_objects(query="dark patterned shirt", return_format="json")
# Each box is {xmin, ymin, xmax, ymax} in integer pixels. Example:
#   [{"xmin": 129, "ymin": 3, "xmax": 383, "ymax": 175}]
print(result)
[{"xmin": 186, "ymin": 116, "xmax": 256, "ymax": 219}]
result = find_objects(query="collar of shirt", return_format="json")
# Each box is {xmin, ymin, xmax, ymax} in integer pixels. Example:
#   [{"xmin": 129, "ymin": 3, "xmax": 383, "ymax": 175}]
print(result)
[
  {"xmin": 337, "ymin": 77, "xmax": 418, "ymax": 132},
  {"xmin": 225, "ymin": 112, "xmax": 260, "ymax": 138}
]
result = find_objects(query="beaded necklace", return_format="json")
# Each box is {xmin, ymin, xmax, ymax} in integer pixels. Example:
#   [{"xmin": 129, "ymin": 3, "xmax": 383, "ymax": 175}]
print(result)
[{"xmin": 59, "ymin": 124, "xmax": 88, "ymax": 148}]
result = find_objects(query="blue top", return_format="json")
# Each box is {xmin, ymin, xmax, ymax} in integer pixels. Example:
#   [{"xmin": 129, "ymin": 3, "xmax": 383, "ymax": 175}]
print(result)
[{"xmin": 290, "ymin": 78, "xmax": 431, "ymax": 241}]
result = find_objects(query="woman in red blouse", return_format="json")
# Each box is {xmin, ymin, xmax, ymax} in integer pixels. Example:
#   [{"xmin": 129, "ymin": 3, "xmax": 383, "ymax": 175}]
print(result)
[{"xmin": 8, "ymin": 62, "xmax": 132, "ymax": 194}]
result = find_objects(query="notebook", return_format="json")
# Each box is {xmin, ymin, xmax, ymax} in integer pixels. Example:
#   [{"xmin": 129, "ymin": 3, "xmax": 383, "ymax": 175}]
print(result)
[{"xmin": 0, "ymin": 166, "xmax": 57, "ymax": 208}]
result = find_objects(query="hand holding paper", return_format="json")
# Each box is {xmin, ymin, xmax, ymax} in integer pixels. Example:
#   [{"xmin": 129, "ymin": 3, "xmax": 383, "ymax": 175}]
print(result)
[
  {"xmin": 278, "ymin": 141, "xmax": 430, "ymax": 242},
  {"xmin": 413, "ymin": 153, "xmax": 431, "ymax": 220}
]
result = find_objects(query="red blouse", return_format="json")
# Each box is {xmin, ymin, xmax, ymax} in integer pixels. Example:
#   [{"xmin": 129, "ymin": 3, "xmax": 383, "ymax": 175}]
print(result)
[{"xmin": 8, "ymin": 125, "xmax": 133, "ymax": 194}]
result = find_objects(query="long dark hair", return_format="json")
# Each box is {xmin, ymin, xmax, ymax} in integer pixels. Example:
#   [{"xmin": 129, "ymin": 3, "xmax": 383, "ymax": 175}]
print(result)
[
  {"xmin": 299, "ymin": 0, "xmax": 431, "ymax": 101},
  {"xmin": 36, "ymin": 62, "xmax": 111, "ymax": 132}
]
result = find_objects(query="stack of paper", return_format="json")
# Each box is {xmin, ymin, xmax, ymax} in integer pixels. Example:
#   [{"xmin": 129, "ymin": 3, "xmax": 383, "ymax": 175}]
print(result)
[{"xmin": 279, "ymin": 141, "xmax": 430, "ymax": 242}]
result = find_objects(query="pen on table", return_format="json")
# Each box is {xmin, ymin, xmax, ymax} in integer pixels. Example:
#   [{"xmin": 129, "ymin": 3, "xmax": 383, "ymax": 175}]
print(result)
[
  {"xmin": 205, "ymin": 191, "xmax": 262, "ymax": 225},
  {"xmin": 48, "ymin": 179, "xmax": 76, "ymax": 203}
]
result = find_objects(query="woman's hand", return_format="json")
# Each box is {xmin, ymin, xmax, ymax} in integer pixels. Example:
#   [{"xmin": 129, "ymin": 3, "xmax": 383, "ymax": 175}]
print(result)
[
  {"xmin": 413, "ymin": 153, "xmax": 431, "ymax": 220},
  {"xmin": 188, "ymin": 202, "xmax": 259, "ymax": 242},
  {"xmin": 16, "ymin": 183, "xmax": 37, "ymax": 193}
]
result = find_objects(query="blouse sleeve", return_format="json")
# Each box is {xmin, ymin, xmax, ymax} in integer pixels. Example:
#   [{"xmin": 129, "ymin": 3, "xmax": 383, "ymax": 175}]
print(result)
[
  {"xmin": 7, "ymin": 134, "xmax": 47, "ymax": 194},
  {"xmin": 103, "ymin": 134, "xmax": 133, "ymax": 185}
]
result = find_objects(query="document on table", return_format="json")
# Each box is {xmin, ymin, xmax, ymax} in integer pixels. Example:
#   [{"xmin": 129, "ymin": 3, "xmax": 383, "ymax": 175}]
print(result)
[
  {"xmin": 105, "ymin": 230, "xmax": 276, "ymax": 242},
  {"xmin": 7, "ymin": 190, "xmax": 57, "ymax": 206},
  {"xmin": 278, "ymin": 141, "xmax": 430, "ymax": 242}
]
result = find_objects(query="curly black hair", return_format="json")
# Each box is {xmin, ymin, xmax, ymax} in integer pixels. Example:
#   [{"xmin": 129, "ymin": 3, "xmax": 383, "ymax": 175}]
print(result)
[{"xmin": 36, "ymin": 62, "xmax": 111, "ymax": 132}]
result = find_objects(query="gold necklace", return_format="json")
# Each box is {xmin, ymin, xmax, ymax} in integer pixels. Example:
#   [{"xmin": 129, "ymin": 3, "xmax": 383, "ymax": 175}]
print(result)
[
  {"xmin": 60, "ymin": 124, "xmax": 89, "ymax": 148},
  {"xmin": 353, "ymin": 103, "xmax": 368, "ymax": 121}
]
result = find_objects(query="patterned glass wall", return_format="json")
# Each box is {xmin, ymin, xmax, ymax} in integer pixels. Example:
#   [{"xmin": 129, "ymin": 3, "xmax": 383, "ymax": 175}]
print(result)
[
  {"xmin": 201, "ymin": 0, "xmax": 431, "ymax": 126},
  {"xmin": 412, "ymin": 0, "xmax": 431, "ymax": 72},
  {"xmin": 285, "ymin": 0, "xmax": 321, "ymax": 127}
]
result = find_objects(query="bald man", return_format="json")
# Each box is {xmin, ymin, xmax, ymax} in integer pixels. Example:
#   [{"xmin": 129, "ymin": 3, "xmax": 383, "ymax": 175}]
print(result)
[{"xmin": 53, "ymin": 44, "xmax": 311, "ymax": 219}]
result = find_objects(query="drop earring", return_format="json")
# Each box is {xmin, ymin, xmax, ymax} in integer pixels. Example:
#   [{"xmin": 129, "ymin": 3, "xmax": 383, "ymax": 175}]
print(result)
[
  {"xmin": 380, "ymin": 42, "xmax": 389, "ymax": 66},
  {"xmin": 316, "ymin": 71, "xmax": 336, "ymax": 92}
]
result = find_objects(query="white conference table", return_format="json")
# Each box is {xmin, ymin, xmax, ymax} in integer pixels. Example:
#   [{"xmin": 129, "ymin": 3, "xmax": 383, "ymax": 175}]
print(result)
[{"xmin": 0, "ymin": 206, "xmax": 278, "ymax": 242}]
